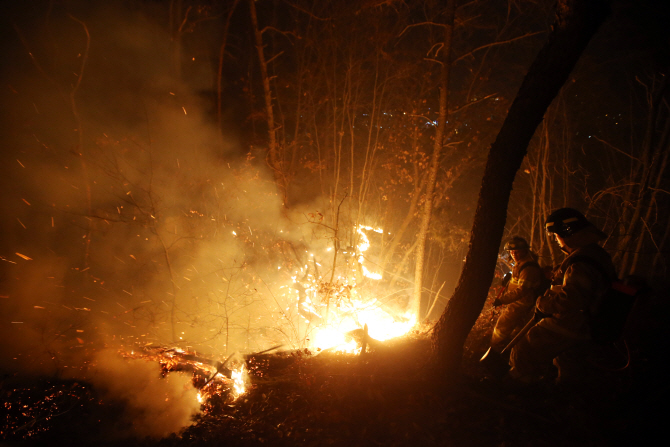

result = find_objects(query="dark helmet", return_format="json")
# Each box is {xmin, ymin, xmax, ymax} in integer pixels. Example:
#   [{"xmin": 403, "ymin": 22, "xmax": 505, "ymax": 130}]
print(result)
[
  {"xmin": 504, "ymin": 236, "xmax": 530, "ymax": 251},
  {"xmin": 545, "ymin": 208, "xmax": 592, "ymax": 238}
]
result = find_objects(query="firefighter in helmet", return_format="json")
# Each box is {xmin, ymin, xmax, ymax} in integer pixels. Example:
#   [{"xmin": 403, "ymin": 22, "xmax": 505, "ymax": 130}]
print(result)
[
  {"xmin": 489, "ymin": 236, "xmax": 543, "ymax": 354},
  {"xmin": 509, "ymin": 208, "xmax": 616, "ymax": 383}
]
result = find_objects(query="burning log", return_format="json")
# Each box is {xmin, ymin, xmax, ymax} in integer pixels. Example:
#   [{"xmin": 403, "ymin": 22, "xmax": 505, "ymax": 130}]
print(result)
[
  {"xmin": 123, "ymin": 346, "xmax": 247, "ymax": 401},
  {"xmin": 202, "ymin": 352, "xmax": 236, "ymax": 388}
]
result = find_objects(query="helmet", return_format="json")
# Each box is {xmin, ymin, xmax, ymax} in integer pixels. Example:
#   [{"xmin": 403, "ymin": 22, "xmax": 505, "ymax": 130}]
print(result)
[
  {"xmin": 544, "ymin": 208, "xmax": 591, "ymax": 238},
  {"xmin": 504, "ymin": 236, "xmax": 529, "ymax": 251}
]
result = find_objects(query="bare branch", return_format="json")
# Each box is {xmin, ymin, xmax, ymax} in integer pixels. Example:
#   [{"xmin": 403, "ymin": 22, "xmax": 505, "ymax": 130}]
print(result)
[
  {"xmin": 399, "ymin": 21, "xmax": 447, "ymax": 38},
  {"xmin": 453, "ymin": 31, "xmax": 544, "ymax": 63},
  {"xmin": 427, "ymin": 42, "xmax": 445, "ymax": 57},
  {"xmin": 450, "ymin": 93, "xmax": 498, "ymax": 114},
  {"xmin": 261, "ymin": 26, "xmax": 300, "ymax": 41},
  {"xmin": 265, "ymin": 50, "xmax": 285, "ymax": 66},
  {"xmin": 424, "ymin": 57, "xmax": 443, "ymax": 66},
  {"xmin": 591, "ymin": 135, "xmax": 640, "ymax": 161},
  {"xmin": 281, "ymin": 0, "xmax": 331, "ymax": 21},
  {"xmin": 177, "ymin": 6, "xmax": 193, "ymax": 34},
  {"xmin": 648, "ymin": 187, "xmax": 670, "ymax": 196}
]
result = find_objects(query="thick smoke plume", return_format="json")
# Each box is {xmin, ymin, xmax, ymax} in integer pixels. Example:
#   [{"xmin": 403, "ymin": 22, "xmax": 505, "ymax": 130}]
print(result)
[
  {"xmin": 85, "ymin": 349, "xmax": 201, "ymax": 438},
  {"xmin": 0, "ymin": 0, "xmax": 331, "ymax": 436}
]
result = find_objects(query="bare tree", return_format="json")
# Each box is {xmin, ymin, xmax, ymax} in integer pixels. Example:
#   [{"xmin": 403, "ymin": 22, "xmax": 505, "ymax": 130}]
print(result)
[
  {"xmin": 249, "ymin": 0, "xmax": 284, "ymax": 203},
  {"xmin": 413, "ymin": 0, "xmax": 456, "ymax": 320},
  {"xmin": 431, "ymin": 0, "xmax": 611, "ymax": 377}
]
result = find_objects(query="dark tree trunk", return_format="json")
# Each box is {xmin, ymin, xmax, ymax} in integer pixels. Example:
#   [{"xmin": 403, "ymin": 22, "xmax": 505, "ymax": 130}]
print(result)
[{"xmin": 430, "ymin": 0, "xmax": 611, "ymax": 377}]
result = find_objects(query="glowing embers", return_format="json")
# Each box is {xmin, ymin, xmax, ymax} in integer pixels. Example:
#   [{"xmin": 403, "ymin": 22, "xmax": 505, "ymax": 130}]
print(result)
[
  {"xmin": 195, "ymin": 360, "xmax": 248, "ymax": 404},
  {"xmin": 198, "ymin": 361, "xmax": 247, "ymax": 402}
]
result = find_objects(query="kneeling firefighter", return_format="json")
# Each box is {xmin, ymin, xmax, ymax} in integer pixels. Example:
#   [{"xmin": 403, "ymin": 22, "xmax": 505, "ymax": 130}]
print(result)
[
  {"xmin": 509, "ymin": 208, "xmax": 617, "ymax": 384},
  {"xmin": 489, "ymin": 237, "xmax": 544, "ymax": 354}
]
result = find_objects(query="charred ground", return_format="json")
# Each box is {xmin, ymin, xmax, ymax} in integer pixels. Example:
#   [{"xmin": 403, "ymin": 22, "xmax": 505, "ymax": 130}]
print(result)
[{"xmin": 2, "ymin": 284, "xmax": 667, "ymax": 447}]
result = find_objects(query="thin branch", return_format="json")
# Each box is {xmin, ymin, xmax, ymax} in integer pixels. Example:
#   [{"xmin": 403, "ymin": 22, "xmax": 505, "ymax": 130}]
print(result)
[
  {"xmin": 399, "ymin": 21, "xmax": 447, "ymax": 38},
  {"xmin": 453, "ymin": 31, "xmax": 544, "ymax": 63},
  {"xmin": 265, "ymin": 50, "xmax": 285, "ymax": 66},
  {"xmin": 177, "ymin": 6, "xmax": 193, "ymax": 34},
  {"xmin": 427, "ymin": 42, "xmax": 445, "ymax": 58},
  {"xmin": 282, "ymin": 0, "xmax": 331, "ymax": 21},
  {"xmin": 591, "ymin": 135, "xmax": 640, "ymax": 161},
  {"xmin": 450, "ymin": 93, "xmax": 498, "ymax": 114},
  {"xmin": 261, "ymin": 26, "xmax": 299, "ymax": 41}
]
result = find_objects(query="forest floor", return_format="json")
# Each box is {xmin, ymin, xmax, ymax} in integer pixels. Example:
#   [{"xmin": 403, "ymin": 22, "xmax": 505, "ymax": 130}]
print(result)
[{"xmin": 2, "ymin": 295, "xmax": 668, "ymax": 447}]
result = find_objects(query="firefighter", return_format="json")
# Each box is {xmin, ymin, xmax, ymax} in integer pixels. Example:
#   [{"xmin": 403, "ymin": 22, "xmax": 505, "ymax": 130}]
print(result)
[
  {"xmin": 509, "ymin": 208, "xmax": 616, "ymax": 384},
  {"xmin": 489, "ymin": 236, "xmax": 543, "ymax": 354}
]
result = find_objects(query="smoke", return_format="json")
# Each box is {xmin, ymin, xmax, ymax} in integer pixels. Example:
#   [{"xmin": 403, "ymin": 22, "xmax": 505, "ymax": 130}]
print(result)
[
  {"xmin": 84, "ymin": 349, "xmax": 201, "ymax": 439},
  {"xmin": 1, "ymin": 4, "xmax": 405, "ymax": 436},
  {"xmin": 0, "ymin": 0, "xmax": 338, "ymax": 382},
  {"xmin": 0, "ymin": 0, "xmax": 290, "ymax": 434}
]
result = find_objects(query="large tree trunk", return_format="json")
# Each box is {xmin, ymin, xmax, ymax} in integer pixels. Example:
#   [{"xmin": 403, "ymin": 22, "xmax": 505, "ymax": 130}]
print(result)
[{"xmin": 430, "ymin": 0, "xmax": 611, "ymax": 377}]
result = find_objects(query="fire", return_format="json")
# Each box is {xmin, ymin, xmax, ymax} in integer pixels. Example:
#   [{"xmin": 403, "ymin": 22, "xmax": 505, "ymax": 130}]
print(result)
[
  {"xmin": 231, "ymin": 364, "xmax": 246, "ymax": 396},
  {"xmin": 294, "ymin": 224, "xmax": 416, "ymax": 353},
  {"xmin": 309, "ymin": 302, "xmax": 416, "ymax": 353},
  {"xmin": 312, "ymin": 327, "xmax": 358, "ymax": 352},
  {"xmin": 120, "ymin": 346, "xmax": 248, "ymax": 407},
  {"xmin": 357, "ymin": 225, "xmax": 383, "ymax": 280}
]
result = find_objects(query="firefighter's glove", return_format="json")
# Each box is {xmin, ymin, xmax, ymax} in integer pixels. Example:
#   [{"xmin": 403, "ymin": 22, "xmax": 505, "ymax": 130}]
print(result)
[
  {"xmin": 534, "ymin": 307, "xmax": 552, "ymax": 320},
  {"xmin": 493, "ymin": 298, "xmax": 503, "ymax": 307},
  {"xmin": 501, "ymin": 272, "xmax": 512, "ymax": 287}
]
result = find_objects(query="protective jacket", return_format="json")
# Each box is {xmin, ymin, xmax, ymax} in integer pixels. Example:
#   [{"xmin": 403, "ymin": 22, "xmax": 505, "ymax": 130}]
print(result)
[
  {"xmin": 501, "ymin": 259, "xmax": 543, "ymax": 306},
  {"xmin": 490, "ymin": 258, "xmax": 542, "ymax": 351},
  {"xmin": 536, "ymin": 243, "xmax": 617, "ymax": 339}
]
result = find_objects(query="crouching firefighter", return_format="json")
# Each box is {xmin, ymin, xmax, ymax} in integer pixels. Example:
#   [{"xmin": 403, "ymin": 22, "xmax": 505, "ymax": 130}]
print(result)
[
  {"xmin": 509, "ymin": 208, "xmax": 617, "ymax": 384},
  {"xmin": 481, "ymin": 237, "xmax": 543, "ymax": 374}
]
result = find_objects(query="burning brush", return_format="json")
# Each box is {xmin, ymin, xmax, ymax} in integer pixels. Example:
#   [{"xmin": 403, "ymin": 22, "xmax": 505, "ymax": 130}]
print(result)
[{"xmin": 121, "ymin": 345, "xmax": 250, "ymax": 404}]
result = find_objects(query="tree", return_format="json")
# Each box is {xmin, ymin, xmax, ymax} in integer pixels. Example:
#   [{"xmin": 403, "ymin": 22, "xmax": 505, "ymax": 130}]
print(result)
[
  {"xmin": 248, "ymin": 0, "xmax": 284, "ymax": 203},
  {"xmin": 413, "ymin": 0, "xmax": 456, "ymax": 319},
  {"xmin": 431, "ymin": 0, "xmax": 612, "ymax": 376}
]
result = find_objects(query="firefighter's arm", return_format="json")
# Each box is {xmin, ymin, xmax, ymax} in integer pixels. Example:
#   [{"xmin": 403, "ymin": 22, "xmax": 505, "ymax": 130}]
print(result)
[
  {"xmin": 536, "ymin": 262, "xmax": 599, "ymax": 315},
  {"xmin": 500, "ymin": 266, "xmax": 542, "ymax": 305}
]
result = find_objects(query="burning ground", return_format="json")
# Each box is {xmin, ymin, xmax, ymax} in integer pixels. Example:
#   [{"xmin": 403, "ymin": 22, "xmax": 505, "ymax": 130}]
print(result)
[{"xmin": 3, "ymin": 302, "xmax": 668, "ymax": 447}]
